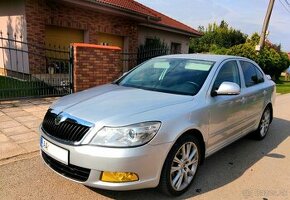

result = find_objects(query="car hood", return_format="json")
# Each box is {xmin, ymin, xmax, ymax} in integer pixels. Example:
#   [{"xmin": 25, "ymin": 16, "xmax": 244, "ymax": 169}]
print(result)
[{"xmin": 51, "ymin": 84, "xmax": 193, "ymax": 124}]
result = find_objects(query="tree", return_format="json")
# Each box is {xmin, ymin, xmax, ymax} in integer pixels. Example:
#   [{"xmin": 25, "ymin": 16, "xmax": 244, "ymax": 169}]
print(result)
[
  {"xmin": 226, "ymin": 33, "xmax": 290, "ymax": 80},
  {"xmin": 189, "ymin": 20, "xmax": 247, "ymax": 53},
  {"xmin": 191, "ymin": 21, "xmax": 290, "ymax": 81}
]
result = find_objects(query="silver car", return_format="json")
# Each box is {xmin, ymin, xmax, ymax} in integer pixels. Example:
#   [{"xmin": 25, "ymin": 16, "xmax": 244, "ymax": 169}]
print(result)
[{"xmin": 40, "ymin": 54, "xmax": 275, "ymax": 196}]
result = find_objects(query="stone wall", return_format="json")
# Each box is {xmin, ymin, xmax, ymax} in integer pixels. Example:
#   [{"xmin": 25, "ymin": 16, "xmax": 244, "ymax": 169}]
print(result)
[{"xmin": 72, "ymin": 43, "xmax": 122, "ymax": 92}]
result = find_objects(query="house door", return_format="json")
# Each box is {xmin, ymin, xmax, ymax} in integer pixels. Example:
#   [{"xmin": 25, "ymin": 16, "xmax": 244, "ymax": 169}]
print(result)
[
  {"xmin": 45, "ymin": 26, "xmax": 84, "ymax": 49},
  {"xmin": 45, "ymin": 26, "xmax": 84, "ymax": 74},
  {"xmin": 97, "ymin": 33, "xmax": 124, "ymax": 49}
]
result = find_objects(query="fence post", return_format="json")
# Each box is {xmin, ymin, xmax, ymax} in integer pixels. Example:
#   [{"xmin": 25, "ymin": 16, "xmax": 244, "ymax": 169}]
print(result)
[
  {"xmin": 72, "ymin": 43, "xmax": 122, "ymax": 92},
  {"xmin": 69, "ymin": 45, "xmax": 74, "ymax": 94}
]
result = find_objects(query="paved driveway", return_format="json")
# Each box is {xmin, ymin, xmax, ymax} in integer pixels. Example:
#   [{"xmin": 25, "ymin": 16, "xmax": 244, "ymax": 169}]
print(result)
[
  {"xmin": 0, "ymin": 94, "xmax": 289, "ymax": 199},
  {"xmin": 0, "ymin": 97, "xmax": 58, "ymax": 160}
]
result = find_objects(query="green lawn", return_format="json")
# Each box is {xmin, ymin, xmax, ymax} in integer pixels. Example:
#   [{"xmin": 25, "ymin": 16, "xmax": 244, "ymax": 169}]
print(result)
[
  {"xmin": 276, "ymin": 78, "xmax": 290, "ymax": 94},
  {"xmin": 0, "ymin": 76, "xmax": 56, "ymax": 99}
]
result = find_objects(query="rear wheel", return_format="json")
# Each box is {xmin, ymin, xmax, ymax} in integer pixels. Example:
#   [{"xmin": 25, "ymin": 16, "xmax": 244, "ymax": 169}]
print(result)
[
  {"xmin": 159, "ymin": 135, "xmax": 201, "ymax": 196},
  {"xmin": 254, "ymin": 106, "xmax": 271, "ymax": 140}
]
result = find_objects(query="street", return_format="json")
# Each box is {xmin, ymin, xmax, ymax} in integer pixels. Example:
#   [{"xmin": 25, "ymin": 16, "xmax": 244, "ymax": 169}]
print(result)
[{"xmin": 0, "ymin": 94, "xmax": 289, "ymax": 200}]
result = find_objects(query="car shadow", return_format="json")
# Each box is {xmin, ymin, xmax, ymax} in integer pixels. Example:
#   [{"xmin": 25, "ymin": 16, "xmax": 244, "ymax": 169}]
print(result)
[{"xmin": 87, "ymin": 117, "xmax": 289, "ymax": 199}]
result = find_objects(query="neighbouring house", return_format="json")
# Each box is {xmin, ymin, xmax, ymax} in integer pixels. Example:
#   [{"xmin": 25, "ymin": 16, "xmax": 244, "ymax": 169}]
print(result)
[{"xmin": 0, "ymin": 0, "xmax": 201, "ymax": 76}]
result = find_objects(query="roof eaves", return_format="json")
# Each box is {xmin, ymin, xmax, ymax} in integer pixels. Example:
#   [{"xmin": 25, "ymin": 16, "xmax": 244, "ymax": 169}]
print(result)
[
  {"xmin": 140, "ymin": 23, "xmax": 202, "ymax": 37},
  {"xmin": 84, "ymin": 0, "xmax": 161, "ymax": 21}
]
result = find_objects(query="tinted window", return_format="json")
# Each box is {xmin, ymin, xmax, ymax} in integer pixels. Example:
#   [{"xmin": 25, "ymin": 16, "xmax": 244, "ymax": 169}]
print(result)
[
  {"xmin": 255, "ymin": 67, "xmax": 265, "ymax": 83},
  {"xmin": 117, "ymin": 58, "xmax": 215, "ymax": 96},
  {"xmin": 213, "ymin": 61, "xmax": 240, "ymax": 90},
  {"xmin": 240, "ymin": 61, "xmax": 264, "ymax": 87}
]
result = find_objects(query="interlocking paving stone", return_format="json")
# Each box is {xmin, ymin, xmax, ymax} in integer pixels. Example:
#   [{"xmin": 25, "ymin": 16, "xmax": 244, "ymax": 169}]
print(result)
[
  {"xmin": 0, "ymin": 115, "xmax": 13, "ymax": 122},
  {"xmin": 9, "ymin": 132, "xmax": 38, "ymax": 144},
  {"xmin": 0, "ymin": 97, "xmax": 57, "ymax": 160},
  {"xmin": 21, "ymin": 120, "xmax": 42, "ymax": 129},
  {"xmin": 0, "ymin": 120, "xmax": 21, "ymax": 129},
  {"xmin": 29, "ymin": 100, "xmax": 49, "ymax": 105},
  {"xmin": 28, "ymin": 110, "xmax": 46, "ymax": 116},
  {"xmin": 1, "ymin": 107, "xmax": 23, "ymax": 113},
  {"xmin": 14, "ymin": 115, "xmax": 40, "ymax": 123},
  {"xmin": 18, "ymin": 139, "xmax": 40, "ymax": 153},
  {"xmin": 0, "ymin": 141, "xmax": 25, "ymax": 160},
  {"xmin": 5, "ymin": 111, "xmax": 31, "ymax": 118},
  {"xmin": 22, "ymin": 106, "xmax": 45, "ymax": 113},
  {"xmin": 0, "ymin": 134, "xmax": 10, "ymax": 142},
  {"xmin": 30, "ymin": 126, "xmax": 40, "ymax": 134},
  {"xmin": 36, "ymin": 105, "xmax": 50, "ymax": 110},
  {"xmin": 0, "ymin": 104, "xmax": 13, "ymax": 109},
  {"xmin": 1, "ymin": 125, "xmax": 31, "ymax": 136}
]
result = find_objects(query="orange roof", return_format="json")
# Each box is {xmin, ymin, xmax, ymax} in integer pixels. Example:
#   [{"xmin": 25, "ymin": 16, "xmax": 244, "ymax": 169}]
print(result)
[{"xmin": 94, "ymin": 0, "xmax": 201, "ymax": 36}]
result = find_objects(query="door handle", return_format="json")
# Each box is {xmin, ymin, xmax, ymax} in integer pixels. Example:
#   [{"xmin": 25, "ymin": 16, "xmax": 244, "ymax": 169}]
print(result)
[
  {"xmin": 238, "ymin": 97, "xmax": 246, "ymax": 104},
  {"xmin": 263, "ymin": 90, "xmax": 267, "ymax": 95}
]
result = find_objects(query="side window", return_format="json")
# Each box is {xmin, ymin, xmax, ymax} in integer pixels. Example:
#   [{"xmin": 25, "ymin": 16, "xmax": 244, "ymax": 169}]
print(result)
[
  {"xmin": 240, "ymin": 61, "xmax": 264, "ymax": 87},
  {"xmin": 255, "ymin": 68, "xmax": 265, "ymax": 83},
  {"xmin": 213, "ymin": 61, "xmax": 240, "ymax": 90}
]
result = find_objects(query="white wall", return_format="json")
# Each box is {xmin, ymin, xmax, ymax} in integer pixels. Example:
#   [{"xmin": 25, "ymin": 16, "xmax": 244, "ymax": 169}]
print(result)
[
  {"xmin": 0, "ymin": 0, "xmax": 29, "ymax": 74},
  {"xmin": 138, "ymin": 26, "xmax": 190, "ymax": 54}
]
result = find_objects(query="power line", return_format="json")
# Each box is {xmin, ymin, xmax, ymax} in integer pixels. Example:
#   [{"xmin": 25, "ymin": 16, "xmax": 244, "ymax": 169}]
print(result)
[{"xmin": 279, "ymin": 0, "xmax": 290, "ymax": 14}]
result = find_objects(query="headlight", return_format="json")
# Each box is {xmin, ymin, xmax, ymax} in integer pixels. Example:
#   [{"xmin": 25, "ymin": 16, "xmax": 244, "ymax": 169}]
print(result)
[{"xmin": 90, "ymin": 121, "xmax": 161, "ymax": 147}]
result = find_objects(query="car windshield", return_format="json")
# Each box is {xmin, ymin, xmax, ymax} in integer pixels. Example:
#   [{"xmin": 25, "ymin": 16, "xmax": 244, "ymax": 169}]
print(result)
[{"xmin": 117, "ymin": 58, "xmax": 215, "ymax": 96}]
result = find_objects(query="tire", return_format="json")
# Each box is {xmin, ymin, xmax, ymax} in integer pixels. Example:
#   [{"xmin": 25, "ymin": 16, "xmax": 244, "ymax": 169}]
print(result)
[
  {"xmin": 159, "ymin": 135, "xmax": 201, "ymax": 196},
  {"xmin": 254, "ymin": 106, "xmax": 271, "ymax": 140}
]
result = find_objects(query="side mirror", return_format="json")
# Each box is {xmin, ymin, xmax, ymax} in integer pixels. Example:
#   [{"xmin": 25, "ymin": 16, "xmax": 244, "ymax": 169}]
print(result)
[
  {"xmin": 212, "ymin": 82, "xmax": 240, "ymax": 96},
  {"xmin": 265, "ymin": 74, "xmax": 271, "ymax": 80}
]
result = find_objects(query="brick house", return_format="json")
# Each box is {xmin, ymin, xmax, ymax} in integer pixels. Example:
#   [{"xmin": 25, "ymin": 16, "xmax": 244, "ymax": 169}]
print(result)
[{"xmin": 0, "ymin": 0, "xmax": 200, "ymax": 75}]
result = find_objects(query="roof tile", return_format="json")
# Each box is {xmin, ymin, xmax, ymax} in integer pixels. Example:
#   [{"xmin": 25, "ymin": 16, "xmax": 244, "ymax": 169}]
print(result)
[{"xmin": 94, "ymin": 0, "xmax": 200, "ymax": 35}]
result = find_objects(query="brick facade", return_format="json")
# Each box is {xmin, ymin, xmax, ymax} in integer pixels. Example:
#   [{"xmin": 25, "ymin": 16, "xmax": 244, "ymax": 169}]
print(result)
[
  {"xmin": 25, "ymin": 0, "xmax": 138, "ymax": 74},
  {"xmin": 72, "ymin": 43, "xmax": 122, "ymax": 92}
]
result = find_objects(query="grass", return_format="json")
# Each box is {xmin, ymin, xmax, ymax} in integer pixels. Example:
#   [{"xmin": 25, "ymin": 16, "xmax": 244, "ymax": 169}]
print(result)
[
  {"xmin": 0, "ymin": 75, "xmax": 56, "ymax": 99},
  {"xmin": 276, "ymin": 77, "xmax": 290, "ymax": 94}
]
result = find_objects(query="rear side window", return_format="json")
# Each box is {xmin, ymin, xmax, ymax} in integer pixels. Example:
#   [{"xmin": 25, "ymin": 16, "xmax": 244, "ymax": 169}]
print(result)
[
  {"xmin": 255, "ymin": 68, "xmax": 265, "ymax": 83},
  {"xmin": 240, "ymin": 61, "xmax": 264, "ymax": 87}
]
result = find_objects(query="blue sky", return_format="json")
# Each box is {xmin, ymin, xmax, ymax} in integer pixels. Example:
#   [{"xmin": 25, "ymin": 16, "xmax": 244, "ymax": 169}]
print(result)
[{"xmin": 137, "ymin": 0, "xmax": 290, "ymax": 52}]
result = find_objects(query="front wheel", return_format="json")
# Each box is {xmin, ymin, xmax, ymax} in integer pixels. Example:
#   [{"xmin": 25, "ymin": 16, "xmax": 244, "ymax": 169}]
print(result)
[{"xmin": 159, "ymin": 135, "xmax": 201, "ymax": 196}]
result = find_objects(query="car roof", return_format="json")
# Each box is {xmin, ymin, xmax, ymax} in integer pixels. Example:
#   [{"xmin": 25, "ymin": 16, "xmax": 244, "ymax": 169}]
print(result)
[{"xmin": 156, "ymin": 53, "xmax": 245, "ymax": 62}]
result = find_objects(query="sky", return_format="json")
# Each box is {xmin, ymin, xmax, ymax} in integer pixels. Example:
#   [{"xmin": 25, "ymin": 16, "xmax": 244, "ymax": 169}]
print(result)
[{"xmin": 137, "ymin": 0, "xmax": 290, "ymax": 52}]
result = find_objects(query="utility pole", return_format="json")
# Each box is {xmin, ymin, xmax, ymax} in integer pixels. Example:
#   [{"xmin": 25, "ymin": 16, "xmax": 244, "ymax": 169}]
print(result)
[{"xmin": 258, "ymin": 0, "xmax": 275, "ymax": 51}]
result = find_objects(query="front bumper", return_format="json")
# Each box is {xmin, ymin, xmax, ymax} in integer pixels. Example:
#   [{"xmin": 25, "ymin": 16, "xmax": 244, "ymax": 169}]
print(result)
[{"xmin": 40, "ymin": 131, "xmax": 172, "ymax": 191}]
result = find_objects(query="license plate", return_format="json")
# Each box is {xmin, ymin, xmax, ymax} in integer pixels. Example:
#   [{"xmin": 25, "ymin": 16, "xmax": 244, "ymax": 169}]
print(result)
[{"xmin": 40, "ymin": 137, "xmax": 69, "ymax": 165}]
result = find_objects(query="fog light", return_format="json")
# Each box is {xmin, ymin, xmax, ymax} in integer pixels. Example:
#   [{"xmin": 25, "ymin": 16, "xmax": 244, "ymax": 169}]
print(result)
[{"xmin": 101, "ymin": 171, "xmax": 139, "ymax": 182}]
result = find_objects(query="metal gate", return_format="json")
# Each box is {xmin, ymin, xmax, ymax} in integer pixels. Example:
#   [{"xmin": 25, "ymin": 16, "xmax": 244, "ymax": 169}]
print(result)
[{"xmin": 0, "ymin": 32, "xmax": 73, "ymax": 100}]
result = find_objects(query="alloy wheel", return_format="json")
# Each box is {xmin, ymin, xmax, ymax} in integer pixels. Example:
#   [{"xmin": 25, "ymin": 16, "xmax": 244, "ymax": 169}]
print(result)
[
  {"xmin": 170, "ymin": 142, "xmax": 199, "ymax": 191},
  {"xmin": 260, "ymin": 108, "xmax": 271, "ymax": 137}
]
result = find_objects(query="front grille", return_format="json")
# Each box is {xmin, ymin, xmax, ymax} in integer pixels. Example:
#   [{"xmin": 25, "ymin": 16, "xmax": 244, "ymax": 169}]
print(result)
[
  {"xmin": 42, "ymin": 151, "xmax": 91, "ymax": 182},
  {"xmin": 42, "ymin": 110, "xmax": 90, "ymax": 143}
]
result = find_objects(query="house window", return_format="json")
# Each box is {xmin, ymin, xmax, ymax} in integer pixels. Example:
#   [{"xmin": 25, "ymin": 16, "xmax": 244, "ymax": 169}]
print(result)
[
  {"xmin": 145, "ymin": 38, "xmax": 156, "ymax": 46},
  {"xmin": 171, "ymin": 42, "xmax": 181, "ymax": 54}
]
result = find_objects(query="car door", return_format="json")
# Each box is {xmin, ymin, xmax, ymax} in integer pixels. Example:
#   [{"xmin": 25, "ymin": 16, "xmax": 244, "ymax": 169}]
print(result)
[
  {"xmin": 207, "ymin": 60, "xmax": 248, "ymax": 150},
  {"xmin": 239, "ymin": 60, "xmax": 266, "ymax": 131}
]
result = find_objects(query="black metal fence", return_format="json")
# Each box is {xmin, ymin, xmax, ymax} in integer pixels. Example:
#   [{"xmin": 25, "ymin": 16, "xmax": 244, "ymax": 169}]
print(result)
[
  {"xmin": 0, "ymin": 33, "xmax": 180, "ymax": 100},
  {"xmin": 121, "ymin": 46, "xmax": 173, "ymax": 72},
  {"xmin": 137, "ymin": 46, "xmax": 170, "ymax": 64},
  {"xmin": 0, "ymin": 32, "xmax": 72, "ymax": 100}
]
